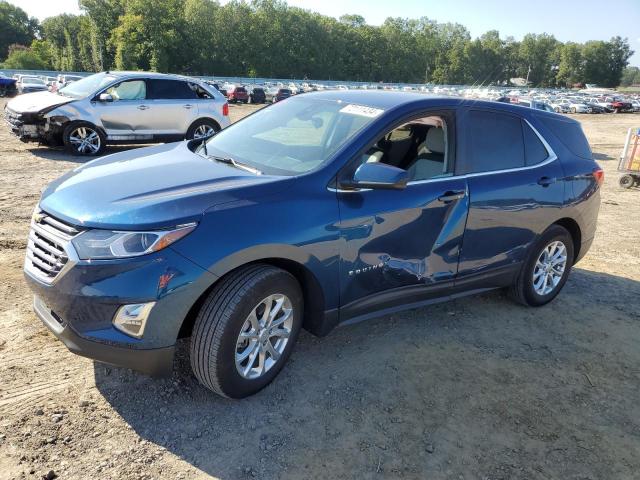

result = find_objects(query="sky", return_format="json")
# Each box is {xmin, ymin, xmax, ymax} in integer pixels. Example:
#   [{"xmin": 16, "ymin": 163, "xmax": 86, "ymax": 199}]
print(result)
[{"xmin": 9, "ymin": 0, "xmax": 640, "ymax": 66}]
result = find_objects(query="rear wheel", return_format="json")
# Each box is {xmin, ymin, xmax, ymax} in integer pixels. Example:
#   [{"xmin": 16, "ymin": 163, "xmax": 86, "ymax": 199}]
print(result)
[
  {"xmin": 62, "ymin": 122, "xmax": 105, "ymax": 156},
  {"xmin": 509, "ymin": 225, "xmax": 574, "ymax": 307},
  {"xmin": 619, "ymin": 174, "xmax": 634, "ymax": 189},
  {"xmin": 186, "ymin": 118, "xmax": 219, "ymax": 140},
  {"xmin": 190, "ymin": 265, "xmax": 303, "ymax": 398}
]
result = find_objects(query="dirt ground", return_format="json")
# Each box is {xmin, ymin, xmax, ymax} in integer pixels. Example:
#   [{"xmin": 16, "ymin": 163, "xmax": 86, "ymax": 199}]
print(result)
[{"xmin": 0, "ymin": 99, "xmax": 639, "ymax": 480}]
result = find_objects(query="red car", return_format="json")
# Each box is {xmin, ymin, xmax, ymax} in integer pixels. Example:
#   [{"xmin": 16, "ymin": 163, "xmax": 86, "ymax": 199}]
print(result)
[{"xmin": 227, "ymin": 86, "xmax": 249, "ymax": 104}]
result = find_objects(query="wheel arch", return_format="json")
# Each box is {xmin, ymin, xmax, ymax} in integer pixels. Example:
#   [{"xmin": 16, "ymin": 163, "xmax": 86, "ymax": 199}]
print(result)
[
  {"xmin": 187, "ymin": 117, "xmax": 222, "ymax": 134},
  {"xmin": 178, "ymin": 257, "xmax": 331, "ymax": 340},
  {"xmin": 552, "ymin": 217, "xmax": 582, "ymax": 261}
]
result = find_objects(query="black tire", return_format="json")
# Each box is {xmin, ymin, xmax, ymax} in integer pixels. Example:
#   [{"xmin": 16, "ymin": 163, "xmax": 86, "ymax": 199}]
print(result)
[
  {"xmin": 619, "ymin": 174, "xmax": 634, "ymax": 189},
  {"xmin": 190, "ymin": 264, "xmax": 303, "ymax": 398},
  {"xmin": 509, "ymin": 225, "xmax": 574, "ymax": 307},
  {"xmin": 185, "ymin": 118, "xmax": 220, "ymax": 140},
  {"xmin": 62, "ymin": 121, "xmax": 106, "ymax": 156}
]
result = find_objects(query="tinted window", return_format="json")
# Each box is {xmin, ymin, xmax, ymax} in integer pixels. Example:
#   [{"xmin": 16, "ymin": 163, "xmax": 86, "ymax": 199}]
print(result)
[
  {"xmin": 522, "ymin": 121, "xmax": 548, "ymax": 166},
  {"xmin": 467, "ymin": 110, "xmax": 524, "ymax": 173},
  {"xmin": 535, "ymin": 114, "xmax": 592, "ymax": 159},
  {"xmin": 147, "ymin": 79, "xmax": 197, "ymax": 100},
  {"xmin": 235, "ymin": 87, "xmax": 247, "ymax": 93}
]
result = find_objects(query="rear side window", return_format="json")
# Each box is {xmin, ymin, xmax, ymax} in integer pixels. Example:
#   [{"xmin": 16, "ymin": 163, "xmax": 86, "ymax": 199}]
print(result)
[
  {"xmin": 522, "ymin": 121, "xmax": 548, "ymax": 166},
  {"xmin": 467, "ymin": 110, "xmax": 524, "ymax": 173},
  {"xmin": 147, "ymin": 79, "xmax": 197, "ymax": 100},
  {"xmin": 535, "ymin": 114, "xmax": 592, "ymax": 159}
]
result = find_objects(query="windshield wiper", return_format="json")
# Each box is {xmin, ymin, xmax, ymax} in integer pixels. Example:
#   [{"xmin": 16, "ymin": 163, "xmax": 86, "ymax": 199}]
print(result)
[{"xmin": 205, "ymin": 154, "xmax": 263, "ymax": 175}]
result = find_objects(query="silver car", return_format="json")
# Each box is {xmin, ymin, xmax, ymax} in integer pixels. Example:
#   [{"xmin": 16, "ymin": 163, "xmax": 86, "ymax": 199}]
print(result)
[{"xmin": 4, "ymin": 71, "xmax": 230, "ymax": 155}]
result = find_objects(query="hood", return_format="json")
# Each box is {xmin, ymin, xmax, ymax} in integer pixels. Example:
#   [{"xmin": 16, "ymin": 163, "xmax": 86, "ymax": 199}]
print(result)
[
  {"xmin": 40, "ymin": 142, "xmax": 282, "ymax": 230},
  {"xmin": 7, "ymin": 91, "xmax": 73, "ymax": 113}
]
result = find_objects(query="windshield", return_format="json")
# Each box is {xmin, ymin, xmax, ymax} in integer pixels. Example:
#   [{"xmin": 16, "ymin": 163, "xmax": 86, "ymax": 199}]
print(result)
[
  {"xmin": 204, "ymin": 97, "xmax": 382, "ymax": 175},
  {"xmin": 59, "ymin": 72, "xmax": 118, "ymax": 99}
]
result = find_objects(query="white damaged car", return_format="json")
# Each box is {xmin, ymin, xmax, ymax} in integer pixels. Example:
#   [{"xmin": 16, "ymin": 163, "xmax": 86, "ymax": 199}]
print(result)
[{"xmin": 4, "ymin": 71, "xmax": 230, "ymax": 155}]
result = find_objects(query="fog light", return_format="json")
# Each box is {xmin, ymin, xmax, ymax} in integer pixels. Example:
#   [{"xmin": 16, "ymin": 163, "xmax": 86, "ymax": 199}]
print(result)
[{"xmin": 113, "ymin": 302, "xmax": 155, "ymax": 338}]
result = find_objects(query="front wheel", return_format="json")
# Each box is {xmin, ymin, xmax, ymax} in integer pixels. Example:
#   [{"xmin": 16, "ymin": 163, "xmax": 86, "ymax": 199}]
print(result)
[
  {"xmin": 509, "ymin": 225, "xmax": 574, "ymax": 307},
  {"xmin": 62, "ymin": 122, "xmax": 105, "ymax": 156},
  {"xmin": 190, "ymin": 265, "xmax": 303, "ymax": 398}
]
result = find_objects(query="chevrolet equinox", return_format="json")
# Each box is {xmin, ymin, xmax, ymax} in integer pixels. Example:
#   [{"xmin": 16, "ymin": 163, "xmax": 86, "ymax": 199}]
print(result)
[{"xmin": 23, "ymin": 91, "xmax": 602, "ymax": 398}]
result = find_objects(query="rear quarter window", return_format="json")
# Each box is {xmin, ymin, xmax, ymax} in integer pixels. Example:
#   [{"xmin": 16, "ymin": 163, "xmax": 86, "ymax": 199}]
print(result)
[{"xmin": 535, "ymin": 114, "xmax": 592, "ymax": 159}]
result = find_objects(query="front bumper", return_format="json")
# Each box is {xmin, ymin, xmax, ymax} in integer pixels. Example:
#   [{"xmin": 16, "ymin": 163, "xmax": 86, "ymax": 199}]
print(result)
[
  {"xmin": 24, "ymin": 244, "xmax": 218, "ymax": 377},
  {"xmin": 33, "ymin": 295, "xmax": 175, "ymax": 376},
  {"xmin": 4, "ymin": 108, "xmax": 46, "ymax": 142}
]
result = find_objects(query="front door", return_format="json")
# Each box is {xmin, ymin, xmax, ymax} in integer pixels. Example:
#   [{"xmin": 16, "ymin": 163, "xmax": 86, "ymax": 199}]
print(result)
[
  {"xmin": 94, "ymin": 79, "xmax": 154, "ymax": 140},
  {"xmin": 337, "ymin": 112, "xmax": 469, "ymax": 318}
]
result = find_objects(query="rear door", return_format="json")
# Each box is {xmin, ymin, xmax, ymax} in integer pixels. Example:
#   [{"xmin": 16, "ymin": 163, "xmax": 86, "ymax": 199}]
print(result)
[
  {"xmin": 337, "ymin": 110, "xmax": 469, "ymax": 318},
  {"xmin": 146, "ymin": 79, "xmax": 199, "ymax": 135},
  {"xmin": 456, "ymin": 108, "xmax": 565, "ymax": 281}
]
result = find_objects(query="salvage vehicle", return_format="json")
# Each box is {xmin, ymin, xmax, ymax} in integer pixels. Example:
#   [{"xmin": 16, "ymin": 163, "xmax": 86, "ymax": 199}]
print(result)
[
  {"xmin": 17, "ymin": 76, "xmax": 48, "ymax": 94},
  {"xmin": 4, "ymin": 71, "xmax": 230, "ymax": 155},
  {"xmin": 227, "ymin": 85, "xmax": 249, "ymax": 103},
  {"xmin": 248, "ymin": 86, "xmax": 266, "ymax": 104},
  {"xmin": 23, "ymin": 91, "xmax": 602, "ymax": 398},
  {"xmin": 266, "ymin": 87, "xmax": 292, "ymax": 103},
  {"xmin": 0, "ymin": 73, "xmax": 17, "ymax": 97}
]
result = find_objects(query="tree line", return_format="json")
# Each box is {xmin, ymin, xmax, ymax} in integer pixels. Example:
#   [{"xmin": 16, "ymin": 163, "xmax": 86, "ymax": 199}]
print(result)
[{"xmin": 0, "ymin": 0, "xmax": 635, "ymax": 87}]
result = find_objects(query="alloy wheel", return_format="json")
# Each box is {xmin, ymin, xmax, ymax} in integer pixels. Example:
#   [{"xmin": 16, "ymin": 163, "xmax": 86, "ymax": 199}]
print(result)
[
  {"xmin": 69, "ymin": 126, "xmax": 101, "ymax": 154},
  {"xmin": 193, "ymin": 124, "xmax": 216, "ymax": 139},
  {"xmin": 532, "ymin": 240, "xmax": 567, "ymax": 296},
  {"xmin": 235, "ymin": 294, "xmax": 293, "ymax": 380}
]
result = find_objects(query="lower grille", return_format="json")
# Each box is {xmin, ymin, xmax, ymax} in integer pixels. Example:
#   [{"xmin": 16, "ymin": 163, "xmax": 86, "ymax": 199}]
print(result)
[{"xmin": 25, "ymin": 211, "xmax": 80, "ymax": 283}]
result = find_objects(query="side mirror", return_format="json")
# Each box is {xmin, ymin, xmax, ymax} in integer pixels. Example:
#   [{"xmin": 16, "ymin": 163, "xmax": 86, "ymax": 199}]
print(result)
[
  {"xmin": 98, "ymin": 93, "xmax": 114, "ymax": 102},
  {"xmin": 341, "ymin": 162, "xmax": 409, "ymax": 190}
]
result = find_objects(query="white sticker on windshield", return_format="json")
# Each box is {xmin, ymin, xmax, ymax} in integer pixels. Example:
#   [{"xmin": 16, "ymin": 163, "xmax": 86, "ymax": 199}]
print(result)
[{"xmin": 339, "ymin": 104, "xmax": 384, "ymax": 118}]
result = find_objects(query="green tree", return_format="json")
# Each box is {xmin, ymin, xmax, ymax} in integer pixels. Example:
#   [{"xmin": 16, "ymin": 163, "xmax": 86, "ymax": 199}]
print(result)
[
  {"xmin": 0, "ymin": 45, "xmax": 48, "ymax": 69},
  {"xmin": 556, "ymin": 42, "xmax": 583, "ymax": 87},
  {"xmin": 620, "ymin": 66, "xmax": 640, "ymax": 87},
  {"xmin": 0, "ymin": 1, "xmax": 39, "ymax": 60},
  {"xmin": 518, "ymin": 33, "xmax": 560, "ymax": 87}
]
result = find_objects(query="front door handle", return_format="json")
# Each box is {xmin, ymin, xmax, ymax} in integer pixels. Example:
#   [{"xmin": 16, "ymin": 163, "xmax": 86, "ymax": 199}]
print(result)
[
  {"xmin": 137, "ymin": 105, "xmax": 149, "ymax": 110},
  {"xmin": 537, "ymin": 176, "xmax": 556, "ymax": 187},
  {"xmin": 183, "ymin": 104, "xmax": 194, "ymax": 109},
  {"xmin": 437, "ymin": 190, "xmax": 466, "ymax": 203}
]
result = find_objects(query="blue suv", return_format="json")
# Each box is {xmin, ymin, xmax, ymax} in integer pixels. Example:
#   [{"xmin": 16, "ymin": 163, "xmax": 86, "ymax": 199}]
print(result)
[{"xmin": 24, "ymin": 91, "xmax": 602, "ymax": 398}]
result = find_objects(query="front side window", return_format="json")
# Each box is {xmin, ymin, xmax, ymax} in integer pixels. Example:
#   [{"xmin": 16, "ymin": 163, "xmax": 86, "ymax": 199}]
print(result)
[
  {"xmin": 466, "ymin": 110, "xmax": 524, "ymax": 173},
  {"xmin": 203, "ymin": 98, "xmax": 380, "ymax": 175},
  {"xmin": 356, "ymin": 115, "xmax": 450, "ymax": 182},
  {"xmin": 105, "ymin": 80, "xmax": 147, "ymax": 101}
]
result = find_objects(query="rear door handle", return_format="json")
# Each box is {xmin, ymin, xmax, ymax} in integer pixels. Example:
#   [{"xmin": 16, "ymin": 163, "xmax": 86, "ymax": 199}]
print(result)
[
  {"xmin": 537, "ymin": 176, "xmax": 556, "ymax": 187},
  {"xmin": 437, "ymin": 190, "xmax": 466, "ymax": 203},
  {"xmin": 137, "ymin": 105, "xmax": 149, "ymax": 110},
  {"xmin": 183, "ymin": 104, "xmax": 194, "ymax": 109}
]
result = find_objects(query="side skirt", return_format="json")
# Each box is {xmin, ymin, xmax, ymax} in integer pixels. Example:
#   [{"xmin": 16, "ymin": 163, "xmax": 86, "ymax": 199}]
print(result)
[{"xmin": 336, "ymin": 262, "xmax": 521, "ymax": 328}]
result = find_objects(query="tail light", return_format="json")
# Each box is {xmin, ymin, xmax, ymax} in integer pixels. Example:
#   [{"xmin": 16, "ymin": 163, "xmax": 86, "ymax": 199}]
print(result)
[
  {"xmin": 222, "ymin": 103, "xmax": 229, "ymax": 116},
  {"xmin": 593, "ymin": 167, "xmax": 604, "ymax": 186}
]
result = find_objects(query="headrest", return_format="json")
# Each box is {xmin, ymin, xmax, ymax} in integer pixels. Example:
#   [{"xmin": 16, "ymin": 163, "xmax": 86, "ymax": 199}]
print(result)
[{"xmin": 425, "ymin": 127, "xmax": 445, "ymax": 154}]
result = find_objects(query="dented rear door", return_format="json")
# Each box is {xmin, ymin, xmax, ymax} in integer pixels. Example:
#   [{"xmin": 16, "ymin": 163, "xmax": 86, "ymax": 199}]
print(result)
[{"xmin": 337, "ymin": 176, "xmax": 469, "ymax": 313}]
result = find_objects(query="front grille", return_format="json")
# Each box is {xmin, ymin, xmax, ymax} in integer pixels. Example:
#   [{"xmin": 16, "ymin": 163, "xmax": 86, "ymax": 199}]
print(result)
[
  {"xmin": 25, "ymin": 211, "xmax": 81, "ymax": 283},
  {"xmin": 4, "ymin": 107, "xmax": 22, "ymax": 127}
]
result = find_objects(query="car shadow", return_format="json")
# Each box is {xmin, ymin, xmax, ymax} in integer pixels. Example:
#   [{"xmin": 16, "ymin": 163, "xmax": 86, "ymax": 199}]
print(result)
[
  {"xmin": 93, "ymin": 267, "xmax": 640, "ymax": 479},
  {"xmin": 593, "ymin": 152, "xmax": 615, "ymax": 161}
]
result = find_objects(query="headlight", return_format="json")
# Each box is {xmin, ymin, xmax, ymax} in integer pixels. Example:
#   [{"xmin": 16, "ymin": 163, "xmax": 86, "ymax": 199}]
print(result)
[{"xmin": 72, "ymin": 223, "xmax": 196, "ymax": 260}]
